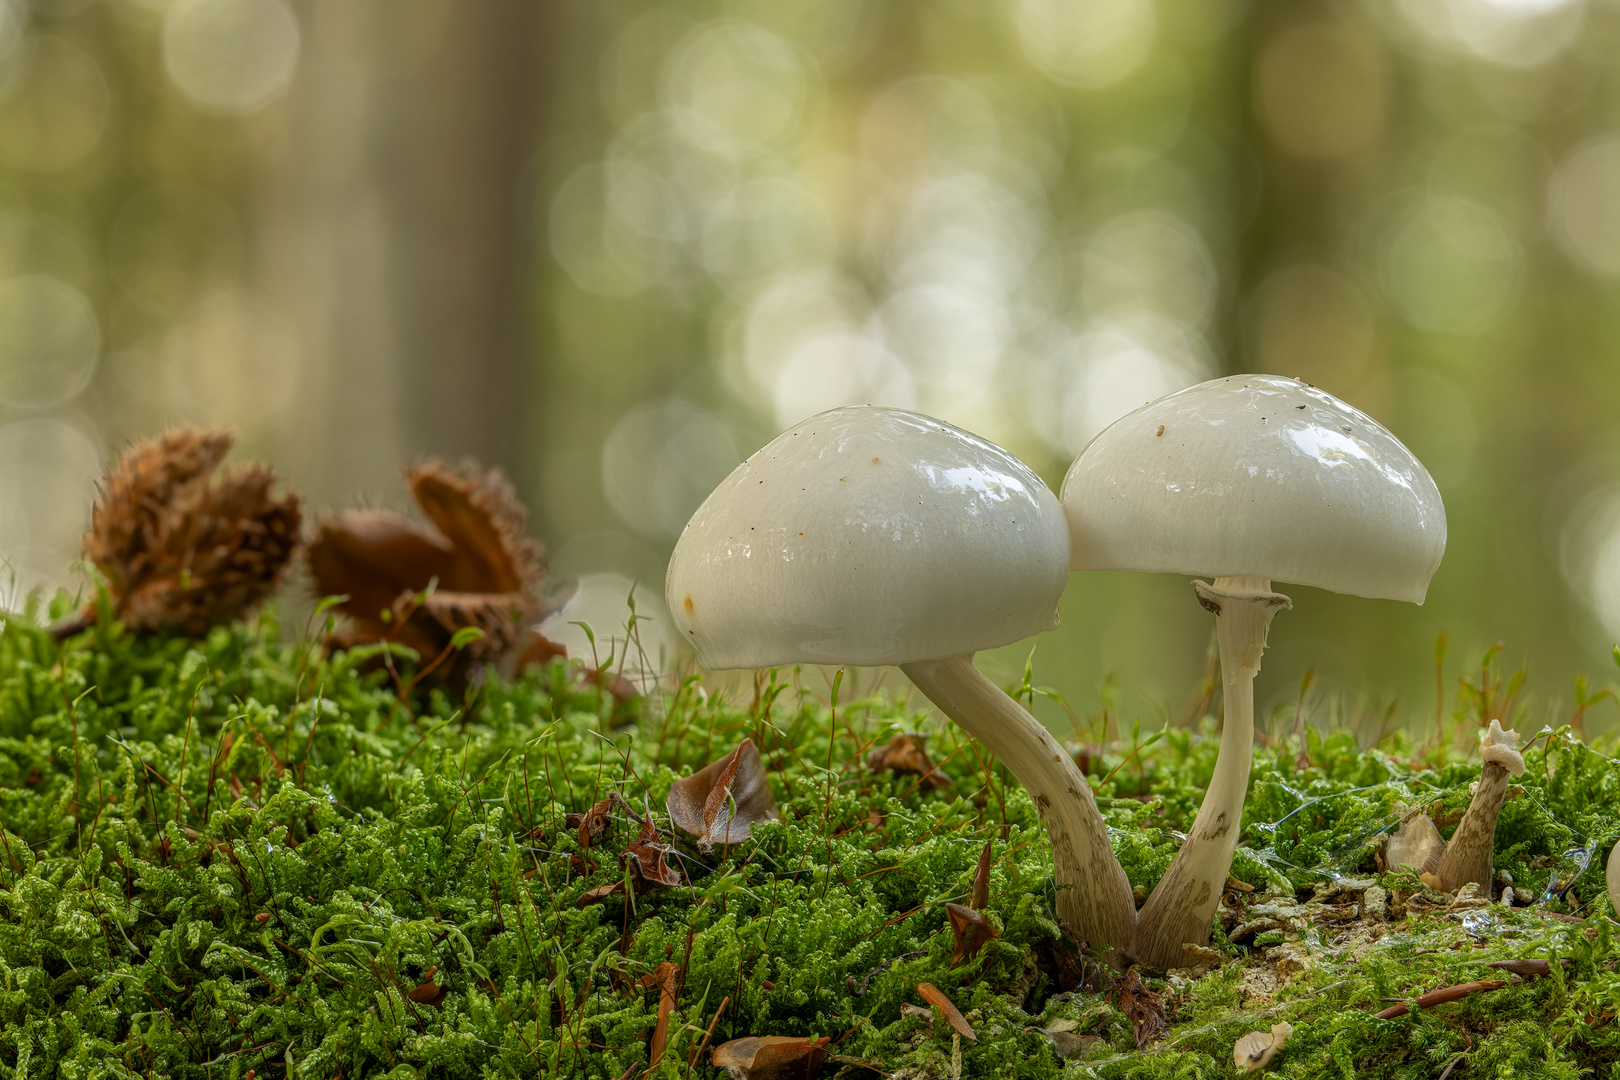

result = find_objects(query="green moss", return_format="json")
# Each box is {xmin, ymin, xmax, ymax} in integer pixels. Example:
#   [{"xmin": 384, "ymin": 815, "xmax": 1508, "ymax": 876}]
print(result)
[{"xmin": 1, "ymin": 610, "xmax": 1619, "ymax": 1078}]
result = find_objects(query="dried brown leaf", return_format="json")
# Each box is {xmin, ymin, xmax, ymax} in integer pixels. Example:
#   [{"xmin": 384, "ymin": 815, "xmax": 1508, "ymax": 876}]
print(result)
[
  {"xmin": 622, "ymin": 818, "xmax": 684, "ymax": 892},
  {"xmin": 576, "ymin": 882, "xmax": 624, "ymax": 907},
  {"xmin": 945, "ymin": 903, "xmax": 999, "ymax": 966},
  {"xmin": 972, "ymin": 840, "xmax": 992, "ymax": 910},
  {"xmin": 712, "ymin": 1035, "xmax": 831, "ymax": 1079},
  {"xmin": 916, "ymin": 982, "xmax": 976, "ymax": 1042},
  {"xmin": 564, "ymin": 798, "xmax": 614, "ymax": 848},
  {"xmin": 307, "ymin": 460, "xmax": 544, "ymax": 681},
  {"xmin": 406, "ymin": 965, "xmax": 449, "ymax": 1009},
  {"xmin": 667, "ymin": 739, "xmax": 780, "ymax": 851},
  {"xmin": 1116, "ymin": 970, "xmax": 1166, "ymax": 1047},
  {"xmin": 866, "ymin": 733, "xmax": 951, "ymax": 790},
  {"xmin": 73, "ymin": 429, "xmax": 301, "ymax": 636},
  {"xmin": 515, "ymin": 629, "xmax": 568, "ymax": 669},
  {"xmin": 641, "ymin": 962, "xmax": 680, "ymax": 1065}
]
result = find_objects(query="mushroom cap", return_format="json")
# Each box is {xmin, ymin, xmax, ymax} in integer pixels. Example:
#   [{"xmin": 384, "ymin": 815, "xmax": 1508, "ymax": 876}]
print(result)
[
  {"xmin": 666, "ymin": 406, "xmax": 1070, "ymax": 669},
  {"xmin": 1061, "ymin": 375, "xmax": 1446, "ymax": 603}
]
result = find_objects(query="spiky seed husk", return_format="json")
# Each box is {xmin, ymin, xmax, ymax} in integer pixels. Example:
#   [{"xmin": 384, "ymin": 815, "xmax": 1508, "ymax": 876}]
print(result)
[{"xmin": 78, "ymin": 429, "xmax": 301, "ymax": 635}]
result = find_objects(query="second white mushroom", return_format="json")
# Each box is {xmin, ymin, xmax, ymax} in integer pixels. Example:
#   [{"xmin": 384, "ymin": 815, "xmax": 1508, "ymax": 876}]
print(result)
[{"xmin": 1062, "ymin": 375, "xmax": 1447, "ymax": 968}]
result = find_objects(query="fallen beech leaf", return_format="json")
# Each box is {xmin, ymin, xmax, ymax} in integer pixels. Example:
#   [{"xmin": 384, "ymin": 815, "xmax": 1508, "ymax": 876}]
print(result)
[
  {"xmin": 1374, "ymin": 979, "xmax": 1508, "ymax": 1019},
  {"xmin": 945, "ymin": 903, "xmax": 999, "ymax": 966},
  {"xmin": 576, "ymin": 882, "xmax": 624, "ymax": 907},
  {"xmin": 307, "ymin": 461, "xmax": 543, "ymax": 682},
  {"xmin": 564, "ymin": 798, "xmax": 615, "ymax": 848},
  {"xmin": 515, "ymin": 629, "xmax": 568, "ymax": 668},
  {"xmin": 1116, "ymin": 970, "xmax": 1166, "ymax": 1047},
  {"xmin": 640, "ymin": 962, "xmax": 679, "ymax": 1065},
  {"xmin": 866, "ymin": 733, "xmax": 951, "ymax": 790},
  {"xmin": 406, "ymin": 966, "xmax": 449, "ymax": 1008},
  {"xmin": 916, "ymin": 982, "xmax": 976, "ymax": 1042},
  {"xmin": 63, "ymin": 429, "xmax": 301, "ymax": 637},
  {"xmin": 622, "ymin": 818, "xmax": 684, "ymax": 892},
  {"xmin": 712, "ymin": 1035, "xmax": 831, "ymax": 1079},
  {"xmin": 1233, "ymin": 1021, "xmax": 1292, "ymax": 1072},
  {"xmin": 667, "ymin": 739, "xmax": 780, "ymax": 851}
]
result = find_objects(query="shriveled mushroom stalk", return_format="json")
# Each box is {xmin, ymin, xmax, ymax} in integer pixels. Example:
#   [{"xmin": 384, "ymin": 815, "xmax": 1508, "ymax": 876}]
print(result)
[
  {"xmin": 1422, "ymin": 720, "xmax": 1524, "ymax": 893},
  {"xmin": 666, "ymin": 406, "xmax": 1138, "ymax": 966},
  {"xmin": 1132, "ymin": 576, "xmax": 1289, "ymax": 968}
]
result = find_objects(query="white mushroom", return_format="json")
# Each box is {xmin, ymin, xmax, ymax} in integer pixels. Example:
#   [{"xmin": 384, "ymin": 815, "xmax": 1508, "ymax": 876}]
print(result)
[
  {"xmin": 1426, "ymin": 720, "xmax": 1525, "ymax": 893},
  {"xmin": 1062, "ymin": 375, "xmax": 1445, "ymax": 968},
  {"xmin": 667, "ymin": 405, "xmax": 1138, "ymax": 963}
]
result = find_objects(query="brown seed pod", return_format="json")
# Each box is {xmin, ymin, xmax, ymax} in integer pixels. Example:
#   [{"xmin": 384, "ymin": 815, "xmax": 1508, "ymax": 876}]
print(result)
[{"xmin": 64, "ymin": 429, "xmax": 301, "ymax": 637}]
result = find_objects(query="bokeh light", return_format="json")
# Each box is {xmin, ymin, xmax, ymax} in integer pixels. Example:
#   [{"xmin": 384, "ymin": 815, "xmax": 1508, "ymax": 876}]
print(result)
[
  {"xmin": 1011, "ymin": 0, "xmax": 1157, "ymax": 90},
  {"xmin": 0, "ymin": 274, "xmax": 99, "ymax": 408},
  {"xmin": 163, "ymin": 0, "xmax": 300, "ymax": 115},
  {"xmin": 1255, "ymin": 22, "xmax": 1386, "ymax": 161},
  {"xmin": 1380, "ymin": 195, "xmax": 1522, "ymax": 335},
  {"xmin": 601, "ymin": 399, "xmax": 739, "ymax": 540},
  {"xmin": 0, "ymin": 418, "xmax": 99, "ymax": 595},
  {"xmin": 0, "ymin": 35, "xmax": 108, "ymax": 172},
  {"xmin": 1548, "ymin": 134, "xmax": 1620, "ymax": 278}
]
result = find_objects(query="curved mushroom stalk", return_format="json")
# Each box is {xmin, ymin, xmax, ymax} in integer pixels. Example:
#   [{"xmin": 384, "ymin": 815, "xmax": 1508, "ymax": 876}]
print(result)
[
  {"xmin": 902, "ymin": 654, "xmax": 1138, "ymax": 967},
  {"xmin": 1425, "ymin": 720, "xmax": 1524, "ymax": 893},
  {"xmin": 1133, "ymin": 576, "xmax": 1290, "ymax": 969}
]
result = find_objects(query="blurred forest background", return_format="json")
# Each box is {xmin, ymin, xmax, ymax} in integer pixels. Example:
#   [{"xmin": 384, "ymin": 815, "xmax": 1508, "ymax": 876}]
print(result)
[{"xmin": 2, "ymin": 0, "xmax": 1619, "ymax": 736}]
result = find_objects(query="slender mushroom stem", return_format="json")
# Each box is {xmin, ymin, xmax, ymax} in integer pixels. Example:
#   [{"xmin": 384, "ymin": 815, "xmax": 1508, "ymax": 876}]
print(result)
[
  {"xmin": 1426, "ymin": 765, "xmax": 1511, "ymax": 893},
  {"xmin": 901, "ymin": 653, "xmax": 1138, "ymax": 967},
  {"xmin": 1426, "ymin": 720, "xmax": 1524, "ymax": 894},
  {"xmin": 1134, "ymin": 576, "xmax": 1290, "ymax": 969}
]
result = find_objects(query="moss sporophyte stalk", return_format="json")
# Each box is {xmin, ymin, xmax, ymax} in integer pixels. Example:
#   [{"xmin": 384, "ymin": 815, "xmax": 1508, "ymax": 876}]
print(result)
[{"xmin": 3, "ymin": 599, "xmax": 1620, "ymax": 1078}]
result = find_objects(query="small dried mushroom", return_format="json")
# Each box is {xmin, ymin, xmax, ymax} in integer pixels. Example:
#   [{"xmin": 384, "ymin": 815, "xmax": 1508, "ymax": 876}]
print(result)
[
  {"xmin": 307, "ymin": 461, "xmax": 543, "ymax": 681},
  {"xmin": 1423, "ymin": 720, "xmax": 1526, "ymax": 894},
  {"xmin": 1233, "ymin": 1021, "xmax": 1292, "ymax": 1072},
  {"xmin": 1383, "ymin": 806, "xmax": 1445, "ymax": 875},
  {"xmin": 667, "ymin": 738, "xmax": 780, "ymax": 851},
  {"xmin": 62, "ymin": 429, "xmax": 301, "ymax": 637}
]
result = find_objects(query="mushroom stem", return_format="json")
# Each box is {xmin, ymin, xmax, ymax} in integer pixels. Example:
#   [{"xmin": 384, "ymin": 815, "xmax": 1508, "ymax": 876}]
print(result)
[
  {"xmin": 1134, "ymin": 576, "xmax": 1290, "ymax": 969},
  {"xmin": 1427, "ymin": 763, "xmax": 1511, "ymax": 893},
  {"xmin": 900, "ymin": 653, "xmax": 1138, "ymax": 967}
]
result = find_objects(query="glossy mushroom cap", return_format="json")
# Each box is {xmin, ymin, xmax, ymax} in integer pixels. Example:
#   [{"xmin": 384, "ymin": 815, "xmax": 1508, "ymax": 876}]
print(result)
[
  {"xmin": 667, "ymin": 406, "xmax": 1070, "ymax": 669},
  {"xmin": 1062, "ymin": 375, "xmax": 1446, "ymax": 603}
]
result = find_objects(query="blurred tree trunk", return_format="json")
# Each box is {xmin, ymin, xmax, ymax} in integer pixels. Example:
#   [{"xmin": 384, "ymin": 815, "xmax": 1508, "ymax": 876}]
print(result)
[{"xmin": 267, "ymin": 0, "xmax": 546, "ymax": 507}]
